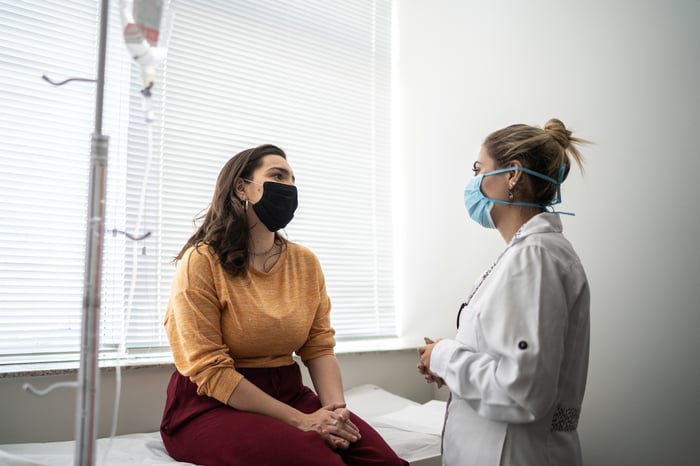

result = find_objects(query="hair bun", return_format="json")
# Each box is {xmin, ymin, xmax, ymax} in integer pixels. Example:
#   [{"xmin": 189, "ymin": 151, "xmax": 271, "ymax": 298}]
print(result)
[{"xmin": 543, "ymin": 118, "xmax": 572, "ymax": 148}]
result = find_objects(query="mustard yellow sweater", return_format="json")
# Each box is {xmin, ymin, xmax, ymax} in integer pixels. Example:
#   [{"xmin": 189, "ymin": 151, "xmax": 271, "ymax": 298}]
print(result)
[{"xmin": 164, "ymin": 241, "xmax": 336, "ymax": 404}]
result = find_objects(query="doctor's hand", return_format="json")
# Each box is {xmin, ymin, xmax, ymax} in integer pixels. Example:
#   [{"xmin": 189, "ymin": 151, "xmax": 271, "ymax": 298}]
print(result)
[{"xmin": 417, "ymin": 337, "xmax": 445, "ymax": 388}]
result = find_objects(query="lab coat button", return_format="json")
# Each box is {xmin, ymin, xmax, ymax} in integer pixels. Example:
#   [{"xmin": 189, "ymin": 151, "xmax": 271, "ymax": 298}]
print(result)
[{"xmin": 518, "ymin": 340, "xmax": 528, "ymax": 350}]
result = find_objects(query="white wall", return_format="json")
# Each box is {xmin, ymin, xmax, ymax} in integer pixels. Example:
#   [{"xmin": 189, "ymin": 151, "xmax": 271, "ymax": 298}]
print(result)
[{"xmin": 396, "ymin": 1, "xmax": 700, "ymax": 466}]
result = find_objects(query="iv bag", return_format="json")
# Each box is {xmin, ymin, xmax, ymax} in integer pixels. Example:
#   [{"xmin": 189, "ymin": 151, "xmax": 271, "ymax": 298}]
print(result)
[{"xmin": 119, "ymin": 0, "xmax": 175, "ymax": 94}]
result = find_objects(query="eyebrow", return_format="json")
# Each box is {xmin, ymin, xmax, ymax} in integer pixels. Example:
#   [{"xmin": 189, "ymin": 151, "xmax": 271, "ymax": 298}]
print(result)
[{"xmin": 266, "ymin": 166, "xmax": 295, "ymax": 182}]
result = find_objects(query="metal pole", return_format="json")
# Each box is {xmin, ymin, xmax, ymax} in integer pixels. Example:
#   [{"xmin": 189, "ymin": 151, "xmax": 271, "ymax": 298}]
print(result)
[{"xmin": 75, "ymin": 0, "xmax": 109, "ymax": 464}]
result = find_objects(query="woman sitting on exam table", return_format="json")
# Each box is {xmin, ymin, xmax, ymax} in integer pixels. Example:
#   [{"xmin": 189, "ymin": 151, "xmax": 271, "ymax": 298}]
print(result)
[
  {"xmin": 161, "ymin": 144, "xmax": 408, "ymax": 466},
  {"xmin": 418, "ymin": 119, "xmax": 591, "ymax": 466}
]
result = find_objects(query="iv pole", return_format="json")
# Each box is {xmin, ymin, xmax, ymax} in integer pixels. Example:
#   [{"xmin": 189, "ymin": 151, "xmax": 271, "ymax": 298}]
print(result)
[
  {"xmin": 72, "ymin": 1, "xmax": 169, "ymax": 462},
  {"xmin": 75, "ymin": 0, "xmax": 109, "ymax": 464}
]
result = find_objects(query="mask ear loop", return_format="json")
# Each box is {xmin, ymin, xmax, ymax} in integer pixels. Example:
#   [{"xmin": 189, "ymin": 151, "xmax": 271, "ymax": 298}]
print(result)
[
  {"xmin": 546, "ymin": 164, "xmax": 575, "ymax": 216},
  {"xmin": 482, "ymin": 165, "xmax": 575, "ymax": 216},
  {"xmin": 552, "ymin": 163, "xmax": 566, "ymax": 205}
]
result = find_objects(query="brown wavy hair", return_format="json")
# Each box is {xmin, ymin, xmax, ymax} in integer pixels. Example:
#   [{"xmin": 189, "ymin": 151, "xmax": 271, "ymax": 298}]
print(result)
[
  {"xmin": 175, "ymin": 144, "xmax": 287, "ymax": 276},
  {"xmin": 483, "ymin": 118, "xmax": 589, "ymax": 206}
]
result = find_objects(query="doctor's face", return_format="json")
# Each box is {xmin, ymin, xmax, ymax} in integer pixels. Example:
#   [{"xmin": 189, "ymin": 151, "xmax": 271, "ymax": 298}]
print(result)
[{"xmin": 473, "ymin": 146, "xmax": 508, "ymax": 201}]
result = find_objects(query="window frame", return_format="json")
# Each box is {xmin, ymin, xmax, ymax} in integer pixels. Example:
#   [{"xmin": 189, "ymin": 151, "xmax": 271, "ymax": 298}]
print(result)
[{"xmin": 0, "ymin": 0, "xmax": 396, "ymax": 372}]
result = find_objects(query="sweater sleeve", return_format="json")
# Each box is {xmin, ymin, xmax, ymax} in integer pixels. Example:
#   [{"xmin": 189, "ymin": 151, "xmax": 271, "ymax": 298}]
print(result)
[
  {"xmin": 430, "ymin": 245, "xmax": 568, "ymax": 423},
  {"xmin": 164, "ymin": 247, "xmax": 244, "ymax": 404},
  {"xmin": 295, "ymin": 254, "xmax": 336, "ymax": 362}
]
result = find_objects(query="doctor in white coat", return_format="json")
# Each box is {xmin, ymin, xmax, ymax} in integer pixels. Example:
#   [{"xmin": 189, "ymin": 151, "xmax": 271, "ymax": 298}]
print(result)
[{"xmin": 418, "ymin": 119, "xmax": 590, "ymax": 466}]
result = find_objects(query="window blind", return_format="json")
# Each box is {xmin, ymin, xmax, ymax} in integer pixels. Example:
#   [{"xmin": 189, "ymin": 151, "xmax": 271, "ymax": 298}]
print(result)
[{"xmin": 0, "ymin": 0, "xmax": 394, "ymax": 368}]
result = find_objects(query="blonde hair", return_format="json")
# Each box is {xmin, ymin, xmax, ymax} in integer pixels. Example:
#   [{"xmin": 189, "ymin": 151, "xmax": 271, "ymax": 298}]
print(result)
[{"xmin": 483, "ymin": 118, "xmax": 589, "ymax": 205}]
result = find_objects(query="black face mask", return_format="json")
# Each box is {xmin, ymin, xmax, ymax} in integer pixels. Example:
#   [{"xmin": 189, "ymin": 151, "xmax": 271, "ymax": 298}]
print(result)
[{"xmin": 251, "ymin": 182, "xmax": 298, "ymax": 231}]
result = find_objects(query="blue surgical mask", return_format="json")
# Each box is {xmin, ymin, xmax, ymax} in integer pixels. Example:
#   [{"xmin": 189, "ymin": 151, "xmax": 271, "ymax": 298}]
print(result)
[
  {"xmin": 463, "ymin": 165, "xmax": 567, "ymax": 228},
  {"xmin": 463, "ymin": 174, "xmax": 497, "ymax": 228}
]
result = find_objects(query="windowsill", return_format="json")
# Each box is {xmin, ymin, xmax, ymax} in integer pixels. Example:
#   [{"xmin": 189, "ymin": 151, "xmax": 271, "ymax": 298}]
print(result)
[
  {"xmin": 0, "ymin": 337, "xmax": 419, "ymax": 378},
  {"xmin": 0, "ymin": 355, "xmax": 176, "ymax": 378},
  {"xmin": 334, "ymin": 336, "xmax": 420, "ymax": 354}
]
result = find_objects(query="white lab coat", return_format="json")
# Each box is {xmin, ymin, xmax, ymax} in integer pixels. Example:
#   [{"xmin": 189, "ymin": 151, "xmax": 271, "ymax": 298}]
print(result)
[{"xmin": 430, "ymin": 213, "xmax": 590, "ymax": 466}]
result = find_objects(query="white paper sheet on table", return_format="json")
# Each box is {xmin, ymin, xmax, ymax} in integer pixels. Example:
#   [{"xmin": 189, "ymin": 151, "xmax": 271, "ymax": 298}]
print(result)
[{"xmin": 371, "ymin": 399, "xmax": 446, "ymax": 436}]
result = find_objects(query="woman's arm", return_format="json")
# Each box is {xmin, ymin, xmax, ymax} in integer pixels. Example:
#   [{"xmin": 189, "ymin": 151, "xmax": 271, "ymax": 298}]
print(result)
[
  {"xmin": 227, "ymin": 364, "xmax": 360, "ymax": 449},
  {"xmin": 306, "ymin": 354, "xmax": 361, "ymax": 448},
  {"xmin": 228, "ymin": 376, "xmax": 358, "ymax": 451},
  {"xmin": 227, "ymin": 377, "xmax": 341, "ymax": 430},
  {"xmin": 306, "ymin": 354, "xmax": 345, "ymax": 405}
]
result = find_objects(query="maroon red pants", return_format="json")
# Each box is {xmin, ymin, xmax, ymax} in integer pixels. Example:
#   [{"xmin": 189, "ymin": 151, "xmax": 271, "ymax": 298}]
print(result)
[{"xmin": 161, "ymin": 363, "xmax": 409, "ymax": 466}]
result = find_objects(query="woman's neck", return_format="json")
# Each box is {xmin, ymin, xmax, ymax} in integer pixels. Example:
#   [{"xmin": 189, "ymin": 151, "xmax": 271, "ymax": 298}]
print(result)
[
  {"xmin": 248, "ymin": 231, "xmax": 281, "ymax": 272},
  {"xmin": 497, "ymin": 208, "xmax": 540, "ymax": 243},
  {"xmin": 249, "ymin": 232, "xmax": 277, "ymax": 256}
]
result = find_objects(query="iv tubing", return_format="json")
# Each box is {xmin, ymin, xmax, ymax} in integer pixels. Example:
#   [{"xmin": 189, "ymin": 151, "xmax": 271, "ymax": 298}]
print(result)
[{"xmin": 101, "ymin": 99, "xmax": 155, "ymax": 464}]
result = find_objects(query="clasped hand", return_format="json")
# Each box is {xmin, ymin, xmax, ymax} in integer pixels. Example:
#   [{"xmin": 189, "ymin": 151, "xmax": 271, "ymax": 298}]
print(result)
[
  {"xmin": 417, "ymin": 337, "xmax": 445, "ymax": 388},
  {"xmin": 299, "ymin": 403, "xmax": 361, "ymax": 450}
]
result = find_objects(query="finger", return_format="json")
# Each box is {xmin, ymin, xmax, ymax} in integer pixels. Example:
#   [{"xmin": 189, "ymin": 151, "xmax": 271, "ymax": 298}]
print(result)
[
  {"xmin": 334, "ymin": 409, "xmax": 358, "ymax": 429},
  {"xmin": 327, "ymin": 415, "xmax": 360, "ymax": 441},
  {"xmin": 329, "ymin": 414, "xmax": 344, "ymax": 428},
  {"xmin": 329, "ymin": 408, "xmax": 361, "ymax": 438},
  {"xmin": 334, "ymin": 408, "xmax": 350, "ymax": 422},
  {"xmin": 343, "ymin": 411, "xmax": 360, "ymax": 432},
  {"xmin": 330, "ymin": 434, "xmax": 350, "ymax": 450},
  {"xmin": 336, "ymin": 411, "xmax": 360, "ymax": 433},
  {"xmin": 332, "ymin": 424, "xmax": 360, "ymax": 443},
  {"xmin": 345, "ymin": 419, "xmax": 360, "ymax": 435},
  {"xmin": 319, "ymin": 429, "xmax": 338, "ymax": 450},
  {"xmin": 339, "ymin": 419, "xmax": 360, "ymax": 438}
]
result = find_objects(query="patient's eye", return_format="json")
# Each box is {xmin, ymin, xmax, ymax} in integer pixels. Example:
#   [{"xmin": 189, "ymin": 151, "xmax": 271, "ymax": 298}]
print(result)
[{"xmin": 266, "ymin": 168, "xmax": 291, "ymax": 183}]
